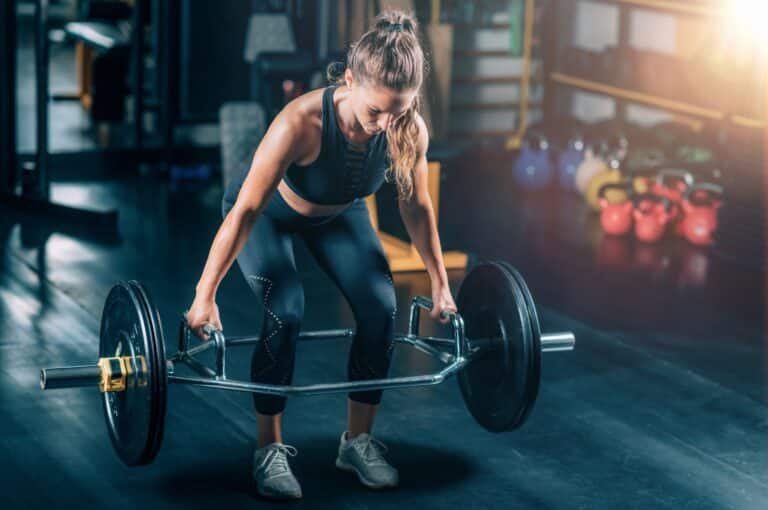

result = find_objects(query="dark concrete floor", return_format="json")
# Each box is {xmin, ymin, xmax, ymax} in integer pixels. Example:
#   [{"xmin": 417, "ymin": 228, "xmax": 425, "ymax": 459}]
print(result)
[{"xmin": 3, "ymin": 16, "xmax": 767, "ymax": 510}]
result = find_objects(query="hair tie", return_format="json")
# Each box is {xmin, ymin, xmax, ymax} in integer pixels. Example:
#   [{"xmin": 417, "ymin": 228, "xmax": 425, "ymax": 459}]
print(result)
[{"xmin": 388, "ymin": 22, "xmax": 404, "ymax": 33}]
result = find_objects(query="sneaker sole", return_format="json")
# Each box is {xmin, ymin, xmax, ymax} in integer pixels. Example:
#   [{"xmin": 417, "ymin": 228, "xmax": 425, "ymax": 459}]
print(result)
[
  {"xmin": 256, "ymin": 485, "xmax": 303, "ymax": 500},
  {"xmin": 335, "ymin": 457, "xmax": 398, "ymax": 490}
]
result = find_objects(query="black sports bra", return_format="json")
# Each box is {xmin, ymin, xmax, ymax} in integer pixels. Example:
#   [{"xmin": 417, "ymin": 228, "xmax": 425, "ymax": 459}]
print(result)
[{"xmin": 282, "ymin": 85, "xmax": 390, "ymax": 205}]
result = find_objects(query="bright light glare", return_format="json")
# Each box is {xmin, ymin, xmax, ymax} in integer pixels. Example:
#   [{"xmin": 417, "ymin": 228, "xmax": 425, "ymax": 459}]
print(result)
[{"xmin": 727, "ymin": 0, "xmax": 768, "ymax": 46}]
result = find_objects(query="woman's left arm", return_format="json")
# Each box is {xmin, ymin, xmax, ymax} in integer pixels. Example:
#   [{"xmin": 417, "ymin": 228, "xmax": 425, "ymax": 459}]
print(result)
[{"xmin": 397, "ymin": 114, "xmax": 457, "ymax": 323}]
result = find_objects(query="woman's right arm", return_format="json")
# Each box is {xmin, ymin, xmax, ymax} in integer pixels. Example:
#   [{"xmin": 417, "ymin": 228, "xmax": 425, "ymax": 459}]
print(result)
[{"xmin": 186, "ymin": 109, "xmax": 305, "ymax": 338}]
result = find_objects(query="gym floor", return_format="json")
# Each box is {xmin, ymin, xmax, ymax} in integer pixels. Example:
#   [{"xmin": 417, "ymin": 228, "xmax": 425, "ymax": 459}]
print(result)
[{"xmin": 4, "ymin": 14, "xmax": 768, "ymax": 510}]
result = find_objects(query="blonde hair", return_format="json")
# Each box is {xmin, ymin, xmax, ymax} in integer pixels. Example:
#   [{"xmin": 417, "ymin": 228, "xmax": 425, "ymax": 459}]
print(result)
[{"xmin": 327, "ymin": 10, "xmax": 426, "ymax": 200}]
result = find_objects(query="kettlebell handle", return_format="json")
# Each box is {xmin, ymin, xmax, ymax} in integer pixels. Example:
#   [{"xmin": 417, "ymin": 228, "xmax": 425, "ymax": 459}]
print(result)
[
  {"xmin": 525, "ymin": 131, "xmax": 550, "ymax": 151},
  {"xmin": 684, "ymin": 182, "xmax": 724, "ymax": 205},
  {"xmin": 633, "ymin": 193, "xmax": 672, "ymax": 212},
  {"xmin": 655, "ymin": 169, "xmax": 694, "ymax": 188},
  {"xmin": 597, "ymin": 182, "xmax": 633, "ymax": 200}
]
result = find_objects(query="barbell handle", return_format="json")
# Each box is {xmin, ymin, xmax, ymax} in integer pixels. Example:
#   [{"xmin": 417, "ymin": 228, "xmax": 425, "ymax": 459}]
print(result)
[
  {"xmin": 176, "ymin": 321, "xmax": 227, "ymax": 379},
  {"xmin": 409, "ymin": 296, "xmax": 466, "ymax": 359},
  {"xmin": 541, "ymin": 332, "xmax": 575, "ymax": 352},
  {"xmin": 40, "ymin": 365, "xmax": 101, "ymax": 390},
  {"xmin": 411, "ymin": 296, "xmax": 456, "ymax": 321},
  {"xmin": 202, "ymin": 324, "xmax": 226, "ymax": 379}
]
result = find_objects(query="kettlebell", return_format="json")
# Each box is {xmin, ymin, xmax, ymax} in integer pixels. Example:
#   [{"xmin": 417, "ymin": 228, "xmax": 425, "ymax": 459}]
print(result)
[
  {"xmin": 598, "ymin": 182, "xmax": 634, "ymax": 236},
  {"xmin": 513, "ymin": 132, "xmax": 554, "ymax": 190},
  {"xmin": 606, "ymin": 133, "xmax": 629, "ymax": 163},
  {"xmin": 627, "ymin": 168, "xmax": 658, "ymax": 195},
  {"xmin": 652, "ymin": 169, "xmax": 694, "ymax": 237},
  {"xmin": 680, "ymin": 183, "xmax": 724, "ymax": 246},
  {"xmin": 633, "ymin": 194, "xmax": 673, "ymax": 243},
  {"xmin": 513, "ymin": 133, "xmax": 554, "ymax": 190},
  {"xmin": 675, "ymin": 144, "xmax": 714, "ymax": 165},
  {"xmin": 585, "ymin": 157, "xmax": 625, "ymax": 211},
  {"xmin": 557, "ymin": 135, "xmax": 585, "ymax": 191},
  {"xmin": 575, "ymin": 141, "xmax": 609, "ymax": 195},
  {"xmin": 652, "ymin": 169, "xmax": 695, "ymax": 203}
]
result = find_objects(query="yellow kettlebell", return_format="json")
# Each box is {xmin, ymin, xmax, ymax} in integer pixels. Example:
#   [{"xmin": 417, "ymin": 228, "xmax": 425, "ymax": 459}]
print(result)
[{"xmin": 585, "ymin": 159, "xmax": 626, "ymax": 211}]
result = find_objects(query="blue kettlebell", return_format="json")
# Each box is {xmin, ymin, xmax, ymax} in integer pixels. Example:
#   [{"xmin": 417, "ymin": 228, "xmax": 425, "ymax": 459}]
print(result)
[
  {"xmin": 558, "ymin": 136, "xmax": 585, "ymax": 190},
  {"xmin": 513, "ymin": 133, "xmax": 554, "ymax": 190}
]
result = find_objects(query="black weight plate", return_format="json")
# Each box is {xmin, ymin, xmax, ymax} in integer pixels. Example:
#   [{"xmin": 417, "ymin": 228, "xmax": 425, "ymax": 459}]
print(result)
[
  {"xmin": 497, "ymin": 262, "xmax": 542, "ymax": 355},
  {"xmin": 127, "ymin": 281, "xmax": 168, "ymax": 465},
  {"xmin": 497, "ymin": 261, "xmax": 541, "ymax": 418},
  {"xmin": 457, "ymin": 262, "xmax": 541, "ymax": 432},
  {"xmin": 99, "ymin": 282, "xmax": 166, "ymax": 466}
]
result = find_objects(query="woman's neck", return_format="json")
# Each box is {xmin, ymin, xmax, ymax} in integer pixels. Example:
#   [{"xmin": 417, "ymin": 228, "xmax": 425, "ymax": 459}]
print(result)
[{"xmin": 334, "ymin": 87, "xmax": 373, "ymax": 145}]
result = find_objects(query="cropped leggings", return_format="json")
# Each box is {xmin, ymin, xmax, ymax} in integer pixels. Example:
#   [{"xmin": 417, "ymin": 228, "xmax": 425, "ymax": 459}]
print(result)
[{"xmin": 222, "ymin": 186, "xmax": 397, "ymax": 415}]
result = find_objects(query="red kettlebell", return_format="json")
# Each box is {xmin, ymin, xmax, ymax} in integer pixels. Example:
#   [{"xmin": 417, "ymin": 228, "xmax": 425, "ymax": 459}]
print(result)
[
  {"xmin": 598, "ymin": 182, "xmax": 634, "ymax": 236},
  {"xmin": 680, "ymin": 183, "xmax": 724, "ymax": 246},
  {"xmin": 633, "ymin": 194, "xmax": 673, "ymax": 243},
  {"xmin": 651, "ymin": 169, "xmax": 694, "ymax": 237}
]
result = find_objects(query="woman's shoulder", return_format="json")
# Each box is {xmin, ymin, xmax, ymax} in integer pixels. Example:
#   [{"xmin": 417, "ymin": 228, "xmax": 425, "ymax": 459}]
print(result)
[
  {"xmin": 282, "ymin": 87, "xmax": 326, "ymax": 133},
  {"xmin": 266, "ymin": 87, "xmax": 326, "ymax": 145},
  {"xmin": 269, "ymin": 87, "xmax": 327, "ymax": 165}
]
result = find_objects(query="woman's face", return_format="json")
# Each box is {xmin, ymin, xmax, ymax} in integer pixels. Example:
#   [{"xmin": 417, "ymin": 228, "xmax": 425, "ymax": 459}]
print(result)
[{"xmin": 344, "ymin": 70, "xmax": 418, "ymax": 135}]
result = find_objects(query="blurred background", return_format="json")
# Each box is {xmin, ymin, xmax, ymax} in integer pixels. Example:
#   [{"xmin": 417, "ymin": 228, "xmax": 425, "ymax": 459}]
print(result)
[{"xmin": 0, "ymin": 1, "xmax": 766, "ymax": 509}]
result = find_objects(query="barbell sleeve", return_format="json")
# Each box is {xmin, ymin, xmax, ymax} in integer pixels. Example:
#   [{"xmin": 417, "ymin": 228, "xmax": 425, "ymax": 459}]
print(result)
[
  {"xmin": 541, "ymin": 332, "xmax": 575, "ymax": 352},
  {"xmin": 40, "ymin": 365, "xmax": 101, "ymax": 390}
]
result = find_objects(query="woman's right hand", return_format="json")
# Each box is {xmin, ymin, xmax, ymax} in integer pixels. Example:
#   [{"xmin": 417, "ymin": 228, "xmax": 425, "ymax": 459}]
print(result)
[{"xmin": 185, "ymin": 296, "xmax": 223, "ymax": 341}]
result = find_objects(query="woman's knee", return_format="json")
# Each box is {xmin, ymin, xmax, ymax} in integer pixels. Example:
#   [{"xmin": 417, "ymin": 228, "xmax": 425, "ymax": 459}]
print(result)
[
  {"xmin": 249, "ymin": 277, "xmax": 303, "ymax": 385},
  {"xmin": 347, "ymin": 281, "xmax": 397, "ymax": 378},
  {"xmin": 247, "ymin": 274, "xmax": 305, "ymax": 333},
  {"xmin": 355, "ymin": 283, "xmax": 397, "ymax": 331}
]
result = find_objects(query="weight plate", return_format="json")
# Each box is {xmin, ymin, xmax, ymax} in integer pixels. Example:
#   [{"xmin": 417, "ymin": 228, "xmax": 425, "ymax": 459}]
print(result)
[
  {"xmin": 99, "ymin": 282, "xmax": 166, "ymax": 466},
  {"xmin": 497, "ymin": 261, "xmax": 541, "ymax": 415},
  {"xmin": 127, "ymin": 281, "xmax": 168, "ymax": 465},
  {"xmin": 457, "ymin": 262, "xmax": 541, "ymax": 432}
]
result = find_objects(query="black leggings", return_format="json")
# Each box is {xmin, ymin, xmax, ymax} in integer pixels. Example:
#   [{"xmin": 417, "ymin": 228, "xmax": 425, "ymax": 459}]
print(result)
[{"xmin": 222, "ymin": 186, "xmax": 396, "ymax": 415}]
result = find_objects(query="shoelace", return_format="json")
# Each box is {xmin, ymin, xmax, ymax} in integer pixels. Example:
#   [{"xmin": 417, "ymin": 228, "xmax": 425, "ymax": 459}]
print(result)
[
  {"xmin": 259, "ymin": 444, "xmax": 298, "ymax": 477},
  {"xmin": 352, "ymin": 436, "xmax": 389, "ymax": 465}
]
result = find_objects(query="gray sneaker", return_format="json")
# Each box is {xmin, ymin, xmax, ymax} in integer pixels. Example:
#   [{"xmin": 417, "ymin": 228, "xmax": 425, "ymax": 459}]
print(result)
[
  {"xmin": 252, "ymin": 443, "xmax": 302, "ymax": 499},
  {"xmin": 335, "ymin": 431, "xmax": 399, "ymax": 489}
]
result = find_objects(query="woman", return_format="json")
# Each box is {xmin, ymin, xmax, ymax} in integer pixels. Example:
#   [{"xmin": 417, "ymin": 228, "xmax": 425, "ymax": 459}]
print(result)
[{"xmin": 185, "ymin": 11, "xmax": 457, "ymax": 499}]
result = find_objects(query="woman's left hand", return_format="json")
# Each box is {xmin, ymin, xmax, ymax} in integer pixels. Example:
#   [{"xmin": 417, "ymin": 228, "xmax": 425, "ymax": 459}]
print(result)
[{"xmin": 429, "ymin": 283, "xmax": 457, "ymax": 324}]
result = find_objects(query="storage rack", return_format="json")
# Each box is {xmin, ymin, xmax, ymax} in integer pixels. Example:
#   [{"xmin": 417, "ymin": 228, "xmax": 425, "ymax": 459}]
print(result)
[
  {"xmin": 543, "ymin": 0, "xmax": 765, "ymax": 130},
  {"xmin": 543, "ymin": 0, "xmax": 766, "ymax": 270}
]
